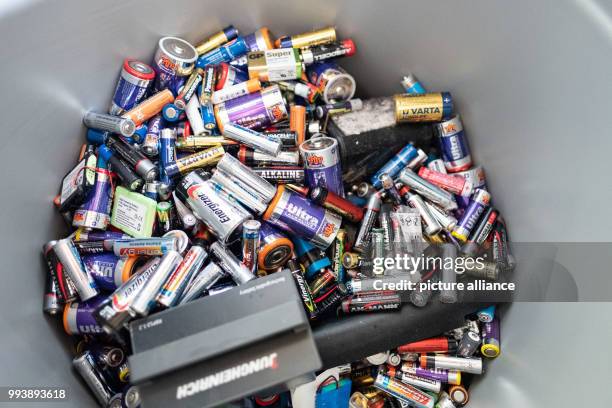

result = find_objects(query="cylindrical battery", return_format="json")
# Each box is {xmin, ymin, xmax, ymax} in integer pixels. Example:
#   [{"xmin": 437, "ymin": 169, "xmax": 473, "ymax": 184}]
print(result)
[
  {"xmin": 373, "ymin": 373, "xmax": 435, "ymax": 408},
  {"xmin": 53, "ymin": 238, "xmax": 98, "ymax": 301},
  {"xmin": 195, "ymin": 25, "xmax": 239, "ymax": 55},
  {"xmin": 436, "ymin": 115, "xmax": 472, "ymax": 173},
  {"xmin": 175, "ymin": 68, "xmax": 203, "ymax": 109},
  {"xmin": 400, "ymin": 362, "xmax": 461, "ymax": 385},
  {"xmin": 99, "ymin": 146, "xmax": 143, "ymax": 191},
  {"xmin": 82, "ymin": 253, "xmax": 137, "ymax": 291},
  {"xmin": 152, "ymin": 37, "xmax": 198, "ymax": 92},
  {"xmin": 306, "ymin": 61, "xmax": 356, "ymax": 103},
  {"xmin": 263, "ymin": 185, "xmax": 341, "ymax": 249},
  {"xmin": 418, "ymin": 167, "xmax": 473, "ymax": 196},
  {"xmin": 382, "ymin": 367, "xmax": 441, "ymax": 393},
  {"xmin": 215, "ymin": 62, "xmax": 248, "ymax": 90},
  {"xmin": 107, "ymin": 136, "xmax": 158, "ymax": 181},
  {"xmin": 309, "ymin": 185, "xmax": 364, "ymax": 223},
  {"xmin": 157, "ymin": 245, "xmax": 208, "ymax": 307},
  {"xmin": 398, "ymin": 337, "xmax": 458, "ymax": 354},
  {"xmin": 419, "ymin": 355, "xmax": 483, "ymax": 375},
  {"xmin": 258, "ymin": 222, "xmax": 294, "ymax": 270},
  {"xmin": 196, "ymin": 36, "xmax": 248, "ymax": 68},
  {"xmin": 457, "ymin": 330, "xmax": 481, "ymax": 357},
  {"xmin": 122, "ymin": 89, "xmax": 175, "ymax": 127},
  {"xmin": 73, "ymin": 351, "xmax": 114, "ymax": 407},
  {"xmin": 264, "ymin": 130, "xmax": 297, "ymax": 147},
  {"xmin": 253, "ymin": 167, "xmax": 305, "ymax": 184},
  {"xmin": 398, "ymin": 168, "xmax": 457, "ymax": 211},
  {"xmin": 210, "ymin": 170, "xmax": 268, "ymax": 214},
  {"xmin": 440, "ymin": 243, "xmax": 458, "ymax": 304},
  {"xmin": 94, "ymin": 257, "xmax": 160, "ymax": 334},
  {"xmin": 112, "ymin": 237, "xmax": 177, "ymax": 257},
  {"xmin": 404, "ymin": 192, "xmax": 442, "ymax": 236},
  {"xmin": 216, "ymin": 153, "xmax": 278, "ymax": 204},
  {"xmin": 400, "ymin": 73, "xmax": 426, "ymax": 95},
  {"xmin": 175, "ymin": 171, "xmax": 252, "ymax": 244},
  {"xmin": 481, "ymin": 316, "xmax": 501, "ymax": 358},
  {"xmin": 299, "ymin": 136, "xmax": 344, "ymax": 197},
  {"xmin": 244, "ymin": 27, "xmax": 274, "ymax": 52},
  {"xmin": 63, "ymin": 296, "xmax": 105, "ymax": 335},
  {"xmin": 210, "ymin": 242, "xmax": 256, "ymax": 284},
  {"xmin": 247, "ymin": 49, "xmax": 303, "ymax": 82},
  {"xmin": 425, "ymin": 202, "xmax": 458, "ymax": 232},
  {"xmin": 301, "ymin": 39, "xmax": 356, "ymax": 64},
  {"xmin": 223, "ymin": 123, "xmax": 282, "ymax": 156},
  {"xmin": 177, "ymin": 261, "xmax": 225, "ymax": 304},
  {"xmin": 165, "ymin": 145, "xmax": 225, "ymax": 178},
  {"xmin": 276, "ymin": 27, "xmax": 336, "ymax": 49},
  {"xmin": 341, "ymin": 291, "xmax": 402, "ymax": 313},
  {"xmin": 212, "ymin": 78, "xmax": 261, "ymax": 104},
  {"xmin": 83, "ymin": 112, "xmax": 136, "ymax": 137},
  {"xmin": 242, "ymin": 220, "xmax": 260, "ymax": 274},
  {"xmin": 394, "ymin": 93, "xmax": 453, "ymax": 123},
  {"xmin": 353, "ymin": 193, "xmax": 382, "ymax": 252},
  {"xmin": 370, "ymin": 143, "xmax": 419, "ymax": 189},
  {"xmin": 452, "ymin": 189, "xmax": 491, "ymax": 242},
  {"xmin": 237, "ymin": 146, "xmax": 300, "ymax": 166},
  {"xmin": 109, "ymin": 59, "xmax": 155, "ymax": 115},
  {"xmin": 129, "ymin": 250, "xmax": 182, "ymax": 317},
  {"xmin": 43, "ymin": 240, "xmax": 78, "ymax": 303}
]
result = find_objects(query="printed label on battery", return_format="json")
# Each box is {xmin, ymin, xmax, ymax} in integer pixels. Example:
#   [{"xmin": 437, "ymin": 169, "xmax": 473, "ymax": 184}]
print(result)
[
  {"xmin": 265, "ymin": 49, "xmax": 299, "ymax": 81},
  {"xmin": 60, "ymin": 159, "xmax": 85, "ymax": 204},
  {"xmin": 113, "ymin": 196, "xmax": 147, "ymax": 234}
]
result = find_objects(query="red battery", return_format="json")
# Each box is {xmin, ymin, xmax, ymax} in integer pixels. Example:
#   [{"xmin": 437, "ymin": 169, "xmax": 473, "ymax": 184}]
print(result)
[
  {"xmin": 418, "ymin": 167, "xmax": 473, "ymax": 196},
  {"xmin": 309, "ymin": 185, "xmax": 364, "ymax": 223},
  {"xmin": 397, "ymin": 337, "xmax": 458, "ymax": 353}
]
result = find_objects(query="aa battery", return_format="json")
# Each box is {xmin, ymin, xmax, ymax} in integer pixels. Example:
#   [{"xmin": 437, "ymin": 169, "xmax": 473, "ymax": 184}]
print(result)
[
  {"xmin": 157, "ymin": 245, "xmax": 208, "ymax": 307},
  {"xmin": 242, "ymin": 220, "xmax": 260, "ymax": 274},
  {"xmin": 152, "ymin": 37, "xmax": 197, "ymax": 92},
  {"xmin": 394, "ymin": 93, "xmax": 453, "ymax": 123},
  {"xmin": 354, "ymin": 193, "xmax": 382, "ymax": 252},
  {"xmin": 253, "ymin": 166, "xmax": 305, "ymax": 184},
  {"xmin": 341, "ymin": 291, "xmax": 402, "ymax": 313},
  {"xmin": 53, "ymin": 238, "xmax": 98, "ymax": 301},
  {"xmin": 287, "ymin": 259, "xmax": 317, "ymax": 319},
  {"xmin": 300, "ymin": 136, "xmax": 344, "ymax": 196},
  {"xmin": 404, "ymin": 192, "xmax": 442, "ymax": 236},
  {"xmin": 370, "ymin": 143, "xmax": 419, "ymax": 189},
  {"xmin": 165, "ymin": 145, "xmax": 225, "ymax": 178},
  {"xmin": 63, "ymin": 296, "xmax": 104, "ymax": 335},
  {"xmin": 276, "ymin": 26, "xmax": 336, "ymax": 48},
  {"xmin": 175, "ymin": 68, "xmax": 204, "ymax": 109},
  {"xmin": 173, "ymin": 192, "xmax": 198, "ymax": 230},
  {"xmin": 72, "ymin": 162, "xmax": 113, "ymax": 231},
  {"xmin": 425, "ymin": 202, "xmax": 458, "ymax": 232},
  {"xmin": 82, "ymin": 253, "xmax": 136, "ymax": 291},
  {"xmin": 439, "ymin": 243, "xmax": 458, "ymax": 304},
  {"xmin": 175, "ymin": 136, "xmax": 237, "ymax": 150},
  {"xmin": 107, "ymin": 136, "xmax": 158, "ymax": 181},
  {"xmin": 436, "ymin": 115, "xmax": 472, "ymax": 173},
  {"xmin": 43, "ymin": 240, "xmax": 78, "ymax": 303},
  {"xmin": 109, "ymin": 59, "xmax": 155, "ymax": 115},
  {"xmin": 73, "ymin": 351, "xmax": 114, "ymax": 406},
  {"xmin": 382, "ymin": 366, "xmax": 441, "ymax": 393},
  {"xmin": 196, "ymin": 36, "xmax": 248, "ymax": 68},
  {"xmin": 309, "ymin": 185, "xmax": 363, "ymax": 223},
  {"xmin": 263, "ymin": 185, "xmax": 342, "ymax": 249},
  {"xmin": 212, "ymin": 77, "xmax": 261, "ymax": 104},
  {"xmin": 94, "ymin": 257, "xmax": 161, "ymax": 334},
  {"xmin": 211, "ymin": 170, "xmax": 268, "ymax": 214},
  {"xmin": 419, "ymin": 355, "xmax": 483, "ymax": 375},
  {"xmin": 301, "ymin": 39, "xmax": 356, "ymax": 64},
  {"xmin": 312, "ymin": 284, "xmax": 345, "ymax": 317},
  {"xmin": 43, "ymin": 269, "xmax": 61, "ymax": 315},
  {"xmin": 398, "ymin": 168, "xmax": 457, "ymax": 211},
  {"xmin": 122, "ymin": 89, "xmax": 175, "ymax": 127},
  {"xmin": 457, "ymin": 330, "xmax": 481, "ymax": 357},
  {"xmin": 198, "ymin": 66, "xmax": 217, "ymax": 106},
  {"xmin": 142, "ymin": 115, "xmax": 162, "ymax": 156},
  {"xmin": 398, "ymin": 337, "xmax": 458, "ymax": 354},
  {"xmin": 83, "ymin": 112, "xmax": 135, "ymax": 137},
  {"xmin": 464, "ymin": 208, "xmax": 499, "ymax": 256},
  {"xmin": 258, "ymin": 222, "xmax": 294, "ymax": 270},
  {"xmin": 129, "ymin": 250, "xmax": 182, "ymax": 317},
  {"xmin": 195, "ymin": 25, "xmax": 239, "ymax": 55},
  {"xmin": 247, "ymin": 48, "xmax": 303, "ymax": 82},
  {"xmin": 418, "ymin": 167, "xmax": 473, "ymax": 196},
  {"xmin": 223, "ymin": 123, "xmax": 282, "ymax": 156},
  {"xmin": 177, "ymin": 261, "xmax": 225, "ymax": 304},
  {"xmin": 237, "ymin": 146, "xmax": 300, "ymax": 167},
  {"xmin": 452, "ymin": 189, "xmax": 491, "ymax": 242},
  {"xmin": 374, "ymin": 373, "xmax": 435, "ymax": 408},
  {"xmin": 99, "ymin": 146, "xmax": 143, "ymax": 191},
  {"xmin": 112, "ymin": 237, "xmax": 176, "ymax": 257},
  {"xmin": 400, "ymin": 362, "xmax": 461, "ymax": 385},
  {"xmin": 481, "ymin": 316, "xmax": 501, "ymax": 358},
  {"xmin": 400, "ymin": 73, "xmax": 426, "ymax": 95},
  {"xmin": 210, "ymin": 241, "xmax": 256, "ymax": 284},
  {"xmin": 175, "ymin": 171, "xmax": 252, "ymax": 244},
  {"xmin": 244, "ymin": 27, "xmax": 274, "ymax": 52}
]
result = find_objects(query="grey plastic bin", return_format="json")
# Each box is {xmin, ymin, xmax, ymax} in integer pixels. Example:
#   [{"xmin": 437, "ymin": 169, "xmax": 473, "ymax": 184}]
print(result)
[{"xmin": 1, "ymin": 0, "xmax": 611, "ymax": 407}]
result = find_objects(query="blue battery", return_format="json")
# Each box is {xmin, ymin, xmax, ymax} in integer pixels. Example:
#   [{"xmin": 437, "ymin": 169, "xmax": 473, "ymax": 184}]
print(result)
[
  {"xmin": 200, "ymin": 102, "xmax": 217, "ymax": 131},
  {"xmin": 229, "ymin": 55, "xmax": 249, "ymax": 71},
  {"xmin": 292, "ymin": 237, "xmax": 332, "ymax": 280},
  {"xmin": 162, "ymin": 103, "xmax": 185, "ymax": 122},
  {"xmin": 109, "ymin": 59, "xmax": 155, "ymax": 115},
  {"xmin": 478, "ymin": 305, "xmax": 496, "ymax": 323},
  {"xmin": 133, "ymin": 124, "xmax": 148, "ymax": 144},
  {"xmin": 86, "ymin": 129, "xmax": 109, "ymax": 146},
  {"xmin": 400, "ymin": 73, "xmax": 426, "ymax": 95},
  {"xmin": 196, "ymin": 36, "xmax": 248, "ymax": 68},
  {"xmin": 370, "ymin": 143, "xmax": 419, "ymax": 188},
  {"xmin": 436, "ymin": 114, "xmax": 473, "ymax": 173},
  {"xmin": 159, "ymin": 129, "xmax": 176, "ymax": 185}
]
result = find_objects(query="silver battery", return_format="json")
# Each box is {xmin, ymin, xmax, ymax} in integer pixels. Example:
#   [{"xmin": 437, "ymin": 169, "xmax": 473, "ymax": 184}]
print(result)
[
  {"xmin": 53, "ymin": 238, "xmax": 98, "ymax": 301},
  {"xmin": 216, "ymin": 153, "xmax": 277, "ymax": 204},
  {"xmin": 157, "ymin": 245, "xmax": 208, "ymax": 307},
  {"xmin": 398, "ymin": 168, "xmax": 457, "ymax": 211},
  {"xmin": 210, "ymin": 242, "xmax": 256, "ymax": 284},
  {"xmin": 242, "ymin": 220, "xmax": 261, "ymax": 274},
  {"xmin": 370, "ymin": 229, "xmax": 385, "ymax": 277},
  {"xmin": 173, "ymin": 191, "xmax": 198, "ymax": 230},
  {"xmin": 353, "ymin": 193, "xmax": 382, "ymax": 252},
  {"xmin": 405, "ymin": 192, "xmax": 442, "ymax": 236},
  {"xmin": 112, "ymin": 237, "xmax": 177, "ymax": 257},
  {"xmin": 181, "ymin": 173, "xmax": 252, "ymax": 244},
  {"xmin": 162, "ymin": 230, "xmax": 189, "ymax": 254},
  {"xmin": 223, "ymin": 123, "xmax": 282, "ymax": 156},
  {"xmin": 129, "ymin": 250, "xmax": 182, "ymax": 317},
  {"xmin": 427, "ymin": 355, "xmax": 483, "ymax": 375},
  {"xmin": 177, "ymin": 261, "xmax": 225, "ymax": 305},
  {"xmin": 425, "ymin": 202, "xmax": 458, "ymax": 231},
  {"xmin": 83, "ymin": 111, "xmax": 135, "ymax": 137},
  {"xmin": 427, "ymin": 158, "xmax": 448, "ymax": 174},
  {"xmin": 210, "ymin": 170, "xmax": 268, "ymax": 214},
  {"xmin": 397, "ymin": 372, "xmax": 441, "ymax": 393},
  {"xmin": 439, "ymin": 243, "xmax": 458, "ymax": 304},
  {"xmin": 406, "ymin": 148, "xmax": 428, "ymax": 169},
  {"xmin": 73, "ymin": 351, "xmax": 114, "ymax": 407},
  {"xmin": 247, "ymin": 149, "xmax": 301, "ymax": 166},
  {"xmin": 185, "ymin": 95, "xmax": 206, "ymax": 135}
]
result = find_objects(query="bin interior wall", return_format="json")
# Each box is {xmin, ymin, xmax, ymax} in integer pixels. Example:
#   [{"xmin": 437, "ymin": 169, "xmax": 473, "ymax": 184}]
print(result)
[{"xmin": 0, "ymin": 0, "xmax": 610, "ymax": 407}]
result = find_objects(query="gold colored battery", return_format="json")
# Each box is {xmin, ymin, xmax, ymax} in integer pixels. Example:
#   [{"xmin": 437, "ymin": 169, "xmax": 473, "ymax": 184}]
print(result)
[
  {"xmin": 394, "ymin": 93, "xmax": 451, "ymax": 122},
  {"xmin": 275, "ymin": 27, "xmax": 337, "ymax": 49},
  {"xmin": 176, "ymin": 136, "xmax": 238, "ymax": 150},
  {"xmin": 195, "ymin": 29, "xmax": 234, "ymax": 55},
  {"xmin": 169, "ymin": 145, "xmax": 225, "ymax": 175}
]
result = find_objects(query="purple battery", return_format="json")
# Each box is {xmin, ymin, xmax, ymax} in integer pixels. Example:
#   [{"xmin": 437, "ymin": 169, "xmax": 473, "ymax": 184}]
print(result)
[
  {"xmin": 436, "ymin": 115, "xmax": 472, "ymax": 173},
  {"xmin": 74, "ymin": 230, "xmax": 129, "ymax": 242},
  {"xmin": 263, "ymin": 186, "xmax": 341, "ymax": 249},
  {"xmin": 63, "ymin": 296, "xmax": 105, "ymax": 335},
  {"xmin": 109, "ymin": 59, "xmax": 155, "ymax": 115},
  {"xmin": 214, "ymin": 85, "xmax": 287, "ymax": 132},
  {"xmin": 82, "ymin": 253, "xmax": 137, "ymax": 291},
  {"xmin": 299, "ymin": 136, "xmax": 344, "ymax": 197},
  {"xmin": 401, "ymin": 363, "xmax": 461, "ymax": 385},
  {"xmin": 215, "ymin": 62, "xmax": 248, "ymax": 90},
  {"xmin": 452, "ymin": 188, "xmax": 491, "ymax": 242},
  {"xmin": 481, "ymin": 316, "xmax": 501, "ymax": 358},
  {"xmin": 72, "ymin": 156, "xmax": 113, "ymax": 230}
]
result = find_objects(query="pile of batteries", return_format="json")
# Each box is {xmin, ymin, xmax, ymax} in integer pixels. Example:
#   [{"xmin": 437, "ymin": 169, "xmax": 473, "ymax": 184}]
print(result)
[{"xmin": 42, "ymin": 24, "xmax": 512, "ymax": 408}]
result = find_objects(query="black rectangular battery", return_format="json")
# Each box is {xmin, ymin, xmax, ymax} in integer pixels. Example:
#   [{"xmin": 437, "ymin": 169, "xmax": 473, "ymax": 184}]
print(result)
[{"xmin": 129, "ymin": 270, "xmax": 321, "ymax": 408}]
